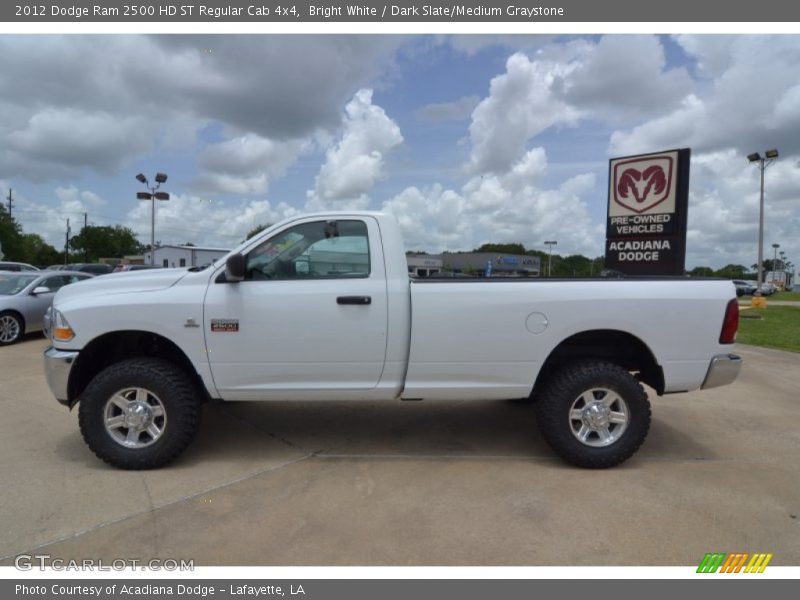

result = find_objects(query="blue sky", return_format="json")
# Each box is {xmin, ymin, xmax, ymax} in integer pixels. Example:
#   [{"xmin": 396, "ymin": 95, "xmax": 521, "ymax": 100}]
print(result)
[{"xmin": 1, "ymin": 34, "xmax": 799, "ymax": 270}]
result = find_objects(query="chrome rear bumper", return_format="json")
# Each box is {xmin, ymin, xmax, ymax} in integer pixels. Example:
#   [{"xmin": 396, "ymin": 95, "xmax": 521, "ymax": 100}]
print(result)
[
  {"xmin": 43, "ymin": 346, "xmax": 79, "ymax": 407},
  {"xmin": 701, "ymin": 354, "xmax": 742, "ymax": 389}
]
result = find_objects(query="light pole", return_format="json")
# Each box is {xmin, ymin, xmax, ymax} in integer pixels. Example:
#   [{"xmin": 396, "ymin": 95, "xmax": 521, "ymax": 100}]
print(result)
[
  {"xmin": 135, "ymin": 173, "xmax": 169, "ymax": 265},
  {"xmin": 544, "ymin": 240, "xmax": 557, "ymax": 277},
  {"xmin": 748, "ymin": 150, "xmax": 778, "ymax": 296}
]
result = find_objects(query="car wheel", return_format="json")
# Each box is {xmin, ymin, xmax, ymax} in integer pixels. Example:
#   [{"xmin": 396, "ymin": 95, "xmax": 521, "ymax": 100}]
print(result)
[
  {"xmin": 535, "ymin": 360, "xmax": 651, "ymax": 468},
  {"xmin": 78, "ymin": 358, "xmax": 202, "ymax": 469},
  {"xmin": 0, "ymin": 311, "xmax": 24, "ymax": 345}
]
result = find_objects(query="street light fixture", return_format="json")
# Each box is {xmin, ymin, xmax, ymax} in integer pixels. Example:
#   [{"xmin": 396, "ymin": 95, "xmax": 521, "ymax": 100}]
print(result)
[
  {"xmin": 135, "ymin": 172, "xmax": 170, "ymax": 265},
  {"xmin": 748, "ymin": 149, "xmax": 778, "ymax": 297},
  {"xmin": 544, "ymin": 240, "xmax": 557, "ymax": 277}
]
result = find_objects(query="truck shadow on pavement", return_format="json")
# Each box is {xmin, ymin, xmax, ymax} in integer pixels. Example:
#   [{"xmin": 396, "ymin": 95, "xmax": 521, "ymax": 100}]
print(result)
[{"xmin": 56, "ymin": 398, "xmax": 716, "ymax": 470}]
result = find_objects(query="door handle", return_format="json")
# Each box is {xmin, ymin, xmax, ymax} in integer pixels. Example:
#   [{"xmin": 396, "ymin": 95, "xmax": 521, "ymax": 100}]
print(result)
[{"xmin": 337, "ymin": 296, "xmax": 372, "ymax": 305}]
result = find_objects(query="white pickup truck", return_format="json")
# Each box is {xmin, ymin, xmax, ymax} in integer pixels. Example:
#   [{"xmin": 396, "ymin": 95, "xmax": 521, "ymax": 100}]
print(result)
[{"xmin": 43, "ymin": 212, "xmax": 741, "ymax": 470}]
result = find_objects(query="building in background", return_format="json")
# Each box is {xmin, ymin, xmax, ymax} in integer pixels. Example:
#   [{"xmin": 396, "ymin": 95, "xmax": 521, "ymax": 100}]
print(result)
[
  {"xmin": 144, "ymin": 245, "xmax": 230, "ymax": 268},
  {"xmin": 407, "ymin": 253, "xmax": 540, "ymax": 277},
  {"xmin": 407, "ymin": 254, "xmax": 444, "ymax": 277}
]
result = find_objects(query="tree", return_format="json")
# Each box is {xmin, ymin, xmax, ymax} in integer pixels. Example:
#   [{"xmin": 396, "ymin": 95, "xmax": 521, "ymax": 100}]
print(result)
[
  {"xmin": 0, "ymin": 203, "xmax": 23, "ymax": 261},
  {"xmin": 474, "ymin": 242, "xmax": 527, "ymax": 255},
  {"xmin": 715, "ymin": 264, "xmax": 748, "ymax": 279},
  {"xmin": 689, "ymin": 266, "xmax": 715, "ymax": 277},
  {"xmin": 18, "ymin": 233, "xmax": 61, "ymax": 267},
  {"xmin": 69, "ymin": 225, "xmax": 143, "ymax": 262},
  {"xmin": 245, "ymin": 223, "xmax": 272, "ymax": 241}
]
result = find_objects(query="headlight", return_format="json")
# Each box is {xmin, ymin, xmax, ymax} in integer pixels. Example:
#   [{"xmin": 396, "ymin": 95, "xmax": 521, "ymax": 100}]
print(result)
[
  {"xmin": 42, "ymin": 306, "xmax": 53, "ymax": 339},
  {"xmin": 51, "ymin": 309, "xmax": 75, "ymax": 342}
]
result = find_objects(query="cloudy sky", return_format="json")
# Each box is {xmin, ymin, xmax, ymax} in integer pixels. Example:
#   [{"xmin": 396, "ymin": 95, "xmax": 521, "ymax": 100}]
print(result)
[{"xmin": 0, "ymin": 34, "xmax": 798, "ymax": 269}]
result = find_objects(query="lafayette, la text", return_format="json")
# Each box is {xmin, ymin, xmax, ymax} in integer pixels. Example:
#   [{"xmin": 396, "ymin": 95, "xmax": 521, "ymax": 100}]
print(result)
[{"xmin": 16, "ymin": 584, "xmax": 306, "ymax": 597}]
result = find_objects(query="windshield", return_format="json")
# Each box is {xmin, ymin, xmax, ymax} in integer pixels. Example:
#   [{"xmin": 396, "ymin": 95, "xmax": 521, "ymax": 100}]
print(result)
[{"xmin": 0, "ymin": 273, "xmax": 38, "ymax": 295}]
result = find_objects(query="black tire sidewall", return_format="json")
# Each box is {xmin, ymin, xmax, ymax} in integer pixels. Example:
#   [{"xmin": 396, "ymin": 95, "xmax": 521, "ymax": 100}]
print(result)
[
  {"xmin": 78, "ymin": 358, "xmax": 200, "ymax": 469},
  {"xmin": 536, "ymin": 361, "xmax": 651, "ymax": 468}
]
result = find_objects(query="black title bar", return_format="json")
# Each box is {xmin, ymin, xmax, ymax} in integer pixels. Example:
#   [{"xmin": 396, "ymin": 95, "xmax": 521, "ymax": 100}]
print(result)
[{"xmin": 4, "ymin": 0, "xmax": 800, "ymax": 22}]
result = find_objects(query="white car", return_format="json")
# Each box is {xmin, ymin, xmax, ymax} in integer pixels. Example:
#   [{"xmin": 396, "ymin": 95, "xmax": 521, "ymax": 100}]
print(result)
[{"xmin": 44, "ymin": 212, "xmax": 741, "ymax": 470}]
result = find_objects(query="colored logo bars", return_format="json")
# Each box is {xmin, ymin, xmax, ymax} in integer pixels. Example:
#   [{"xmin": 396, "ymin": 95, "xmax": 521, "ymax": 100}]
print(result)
[{"xmin": 697, "ymin": 552, "xmax": 773, "ymax": 573}]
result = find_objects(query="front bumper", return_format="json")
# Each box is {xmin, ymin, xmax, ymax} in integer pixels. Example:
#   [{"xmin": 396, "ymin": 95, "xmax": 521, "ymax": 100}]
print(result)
[
  {"xmin": 701, "ymin": 353, "xmax": 742, "ymax": 389},
  {"xmin": 43, "ymin": 346, "xmax": 79, "ymax": 407}
]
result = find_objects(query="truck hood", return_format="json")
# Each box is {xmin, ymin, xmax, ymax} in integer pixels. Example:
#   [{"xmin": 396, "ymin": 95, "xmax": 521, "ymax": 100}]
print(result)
[{"xmin": 55, "ymin": 269, "xmax": 190, "ymax": 304}]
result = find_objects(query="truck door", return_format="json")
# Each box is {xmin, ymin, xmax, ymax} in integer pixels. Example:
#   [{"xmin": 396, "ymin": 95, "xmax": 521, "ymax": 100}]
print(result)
[{"xmin": 203, "ymin": 217, "xmax": 389, "ymax": 400}]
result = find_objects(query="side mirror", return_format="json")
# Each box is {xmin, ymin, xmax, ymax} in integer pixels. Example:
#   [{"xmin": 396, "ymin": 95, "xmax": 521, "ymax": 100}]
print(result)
[
  {"xmin": 31, "ymin": 286, "xmax": 51, "ymax": 295},
  {"xmin": 225, "ymin": 253, "xmax": 246, "ymax": 282}
]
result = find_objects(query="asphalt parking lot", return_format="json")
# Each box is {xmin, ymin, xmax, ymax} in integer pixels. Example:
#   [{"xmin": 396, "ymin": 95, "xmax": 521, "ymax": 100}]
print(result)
[{"xmin": 1, "ymin": 335, "xmax": 798, "ymax": 566}]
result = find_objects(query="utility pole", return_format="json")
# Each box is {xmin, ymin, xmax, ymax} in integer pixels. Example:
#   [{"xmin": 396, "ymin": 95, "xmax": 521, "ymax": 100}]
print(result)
[
  {"xmin": 64, "ymin": 218, "xmax": 71, "ymax": 266},
  {"xmin": 84, "ymin": 212, "xmax": 88, "ymax": 262},
  {"xmin": 5, "ymin": 188, "xmax": 13, "ymax": 218}
]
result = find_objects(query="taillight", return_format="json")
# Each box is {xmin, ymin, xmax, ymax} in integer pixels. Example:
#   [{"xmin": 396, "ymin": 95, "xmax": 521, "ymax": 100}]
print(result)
[{"xmin": 719, "ymin": 298, "xmax": 739, "ymax": 344}]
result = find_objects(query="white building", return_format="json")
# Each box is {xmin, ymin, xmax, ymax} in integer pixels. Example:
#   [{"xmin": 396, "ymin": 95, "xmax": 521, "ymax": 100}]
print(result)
[{"xmin": 144, "ymin": 245, "xmax": 230, "ymax": 269}]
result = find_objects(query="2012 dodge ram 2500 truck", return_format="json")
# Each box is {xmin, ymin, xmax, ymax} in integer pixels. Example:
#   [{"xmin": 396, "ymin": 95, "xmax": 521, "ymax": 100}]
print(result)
[{"xmin": 43, "ymin": 212, "xmax": 742, "ymax": 470}]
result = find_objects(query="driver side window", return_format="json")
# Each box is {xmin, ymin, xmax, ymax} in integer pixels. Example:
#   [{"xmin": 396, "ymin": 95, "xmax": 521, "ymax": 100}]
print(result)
[{"xmin": 245, "ymin": 220, "xmax": 370, "ymax": 281}]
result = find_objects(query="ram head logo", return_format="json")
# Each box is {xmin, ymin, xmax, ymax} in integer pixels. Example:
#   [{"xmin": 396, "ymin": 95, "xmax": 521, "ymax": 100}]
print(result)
[{"xmin": 612, "ymin": 156, "xmax": 674, "ymax": 214}]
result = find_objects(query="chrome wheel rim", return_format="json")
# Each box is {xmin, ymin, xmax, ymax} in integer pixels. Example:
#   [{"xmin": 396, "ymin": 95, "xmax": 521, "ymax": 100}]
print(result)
[
  {"xmin": 0, "ymin": 315, "xmax": 21, "ymax": 343},
  {"xmin": 103, "ymin": 387, "xmax": 167, "ymax": 448},
  {"xmin": 568, "ymin": 387, "xmax": 629, "ymax": 447}
]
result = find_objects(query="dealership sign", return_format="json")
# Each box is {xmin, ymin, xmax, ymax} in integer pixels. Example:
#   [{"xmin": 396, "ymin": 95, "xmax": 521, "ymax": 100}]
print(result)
[{"xmin": 605, "ymin": 148, "xmax": 690, "ymax": 275}]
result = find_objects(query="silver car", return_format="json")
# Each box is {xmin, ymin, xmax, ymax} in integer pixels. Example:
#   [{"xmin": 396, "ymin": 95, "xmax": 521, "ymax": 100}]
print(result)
[{"xmin": 0, "ymin": 271, "xmax": 93, "ymax": 345}]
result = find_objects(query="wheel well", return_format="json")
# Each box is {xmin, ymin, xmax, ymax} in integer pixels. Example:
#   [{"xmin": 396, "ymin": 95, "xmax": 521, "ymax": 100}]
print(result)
[
  {"xmin": 68, "ymin": 331, "xmax": 206, "ymax": 405},
  {"xmin": 533, "ymin": 330, "xmax": 664, "ymax": 397}
]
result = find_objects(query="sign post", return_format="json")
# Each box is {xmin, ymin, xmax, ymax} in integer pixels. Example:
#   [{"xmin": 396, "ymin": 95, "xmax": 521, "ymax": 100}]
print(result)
[{"xmin": 605, "ymin": 148, "xmax": 690, "ymax": 276}]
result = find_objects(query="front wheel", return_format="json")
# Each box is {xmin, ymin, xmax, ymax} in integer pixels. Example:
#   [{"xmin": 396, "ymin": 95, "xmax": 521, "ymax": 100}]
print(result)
[
  {"xmin": 535, "ymin": 360, "xmax": 651, "ymax": 468},
  {"xmin": 78, "ymin": 358, "xmax": 202, "ymax": 469},
  {"xmin": 0, "ymin": 311, "xmax": 24, "ymax": 345}
]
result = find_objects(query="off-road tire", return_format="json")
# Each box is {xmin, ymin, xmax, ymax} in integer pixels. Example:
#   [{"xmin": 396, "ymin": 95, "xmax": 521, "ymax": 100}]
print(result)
[
  {"xmin": 78, "ymin": 358, "xmax": 201, "ymax": 469},
  {"xmin": 535, "ymin": 360, "xmax": 651, "ymax": 468}
]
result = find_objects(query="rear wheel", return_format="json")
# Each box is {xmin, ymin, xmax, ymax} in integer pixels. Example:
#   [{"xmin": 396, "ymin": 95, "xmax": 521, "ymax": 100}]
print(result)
[
  {"xmin": 535, "ymin": 360, "xmax": 651, "ymax": 468},
  {"xmin": 0, "ymin": 311, "xmax": 24, "ymax": 345},
  {"xmin": 78, "ymin": 358, "xmax": 201, "ymax": 469}
]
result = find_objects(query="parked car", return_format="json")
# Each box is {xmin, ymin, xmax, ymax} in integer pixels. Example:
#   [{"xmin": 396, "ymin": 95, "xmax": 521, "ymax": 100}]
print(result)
[
  {"xmin": 746, "ymin": 280, "xmax": 776, "ymax": 295},
  {"xmin": 732, "ymin": 280, "xmax": 757, "ymax": 296},
  {"xmin": 0, "ymin": 261, "xmax": 39, "ymax": 272},
  {"xmin": 45, "ymin": 265, "xmax": 69, "ymax": 271},
  {"xmin": 0, "ymin": 271, "xmax": 93, "ymax": 345},
  {"xmin": 66, "ymin": 263, "xmax": 114, "ymax": 275},
  {"xmin": 761, "ymin": 282, "xmax": 777, "ymax": 295}
]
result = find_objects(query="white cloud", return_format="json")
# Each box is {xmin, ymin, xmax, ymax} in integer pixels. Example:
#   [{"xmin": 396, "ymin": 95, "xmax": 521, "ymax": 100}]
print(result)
[
  {"xmin": 0, "ymin": 36, "xmax": 404, "ymax": 181},
  {"xmin": 5, "ymin": 109, "xmax": 152, "ymax": 178},
  {"xmin": 610, "ymin": 36, "xmax": 800, "ymax": 157},
  {"xmin": 384, "ymin": 147, "xmax": 602, "ymax": 256},
  {"xmin": 193, "ymin": 134, "xmax": 308, "ymax": 195},
  {"xmin": 468, "ymin": 52, "xmax": 580, "ymax": 174},
  {"xmin": 558, "ymin": 35, "xmax": 694, "ymax": 121},
  {"xmin": 306, "ymin": 89, "xmax": 403, "ymax": 211},
  {"xmin": 125, "ymin": 193, "xmax": 301, "ymax": 249}
]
